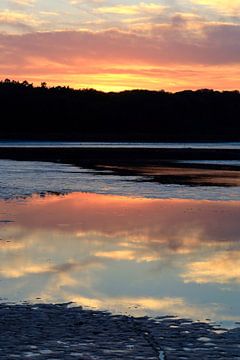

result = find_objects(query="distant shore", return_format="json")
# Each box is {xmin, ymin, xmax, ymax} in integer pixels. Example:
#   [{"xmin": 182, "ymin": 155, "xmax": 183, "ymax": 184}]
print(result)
[
  {"xmin": 1, "ymin": 147, "xmax": 240, "ymax": 166},
  {"xmin": 1, "ymin": 82, "xmax": 240, "ymax": 143}
]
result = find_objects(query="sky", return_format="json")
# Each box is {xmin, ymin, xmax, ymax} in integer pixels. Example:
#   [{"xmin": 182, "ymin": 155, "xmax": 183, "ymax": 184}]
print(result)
[{"xmin": 0, "ymin": 0, "xmax": 239, "ymax": 91}]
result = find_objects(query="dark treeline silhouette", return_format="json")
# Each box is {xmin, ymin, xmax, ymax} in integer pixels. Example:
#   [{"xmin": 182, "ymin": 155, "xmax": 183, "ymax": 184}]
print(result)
[{"xmin": 0, "ymin": 79, "xmax": 240, "ymax": 141}]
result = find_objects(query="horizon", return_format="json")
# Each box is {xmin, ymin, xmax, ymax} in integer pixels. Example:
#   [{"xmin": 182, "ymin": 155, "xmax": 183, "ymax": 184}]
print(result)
[
  {"xmin": 1, "ymin": 78, "xmax": 239, "ymax": 94},
  {"xmin": 0, "ymin": 0, "xmax": 239, "ymax": 92}
]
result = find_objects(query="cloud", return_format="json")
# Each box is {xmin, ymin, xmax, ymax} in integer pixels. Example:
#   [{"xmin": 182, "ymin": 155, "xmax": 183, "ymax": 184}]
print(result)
[
  {"xmin": 0, "ymin": 20, "xmax": 239, "ymax": 90},
  {"xmin": 9, "ymin": 0, "xmax": 35, "ymax": 6},
  {"xmin": 191, "ymin": 0, "xmax": 240, "ymax": 17},
  {"xmin": 0, "ymin": 10, "xmax": 39, "ymax": 31},
  {"xmin": 0, "ymin": 22, "xmax": 239, "ymax": 65},
  {"xmin": 96, "ymin": 2, "xmax": 166, "ymax": 16},
  {"xmin": 0, "ymin": 1, "xmax": 239, "ymax": 90},
  {"xmin": 0, "ymin": 8, "xmax": 239, "ymax": 90},
  {"xmin": 69, "ymin": 0, "xmax": 105, "ymax": 4}
]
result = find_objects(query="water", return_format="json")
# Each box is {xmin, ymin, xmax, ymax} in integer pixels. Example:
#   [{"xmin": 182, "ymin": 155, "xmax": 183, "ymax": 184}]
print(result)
[
  {"xmin": 0, "ymin": 146, "xmax": 240, "ymax": 328},
  {"xmin": 1, "ymin": 140, "xmax": 240, "ymax": 149},
  {"xmin": 180, "ymin": 160, "xmax": 240, "ymax": 166},
  {"xmin": 1, "ymin": 193, "xmax": 240, "ymax": 327},
  {"xmin": 0, "ymin": 160, "xmax": 240, "ymax": 200}
]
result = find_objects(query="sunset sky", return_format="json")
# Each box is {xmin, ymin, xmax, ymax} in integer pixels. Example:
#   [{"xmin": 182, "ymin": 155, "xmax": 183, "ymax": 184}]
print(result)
[{"xmin": 0, "ymin": 0, "xmax": 239, "ymax": 91}]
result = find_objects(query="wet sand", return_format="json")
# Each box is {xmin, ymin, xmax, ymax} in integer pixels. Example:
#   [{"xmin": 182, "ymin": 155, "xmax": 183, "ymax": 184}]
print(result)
[{"xmin": 0, "ymin": 303, "xmax": 239, "ymax": 359}]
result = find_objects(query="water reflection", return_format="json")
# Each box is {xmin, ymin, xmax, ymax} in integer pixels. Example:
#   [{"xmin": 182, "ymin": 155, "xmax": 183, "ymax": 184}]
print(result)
[{"xmin": 0, "ymin": 192, "xmax": 240, "ymax": 325}]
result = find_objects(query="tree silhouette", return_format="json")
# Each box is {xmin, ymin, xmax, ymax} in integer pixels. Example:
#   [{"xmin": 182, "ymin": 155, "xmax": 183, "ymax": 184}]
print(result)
[{"xmin": 0, "ymin": 79, "xmax": 239, "ymax": 141}]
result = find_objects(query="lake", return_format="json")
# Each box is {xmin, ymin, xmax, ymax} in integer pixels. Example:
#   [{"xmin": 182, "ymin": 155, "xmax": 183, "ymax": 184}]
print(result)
[
  {"xmin": 0, "ymin": 143, "xmax": 240, "ymax": 328},
  {"xmin": 1, "ymin": 140, "xmax": 240, "ymax": 149}
]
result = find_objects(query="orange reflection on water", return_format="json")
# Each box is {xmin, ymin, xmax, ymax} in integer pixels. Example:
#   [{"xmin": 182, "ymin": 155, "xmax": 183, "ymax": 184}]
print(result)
[
  {"xmin": 1, "ymin": 192, "xmax": 240, "ymax": 321},
  {"xmin": 2, "ymin": 192, "xmax": 240, "ymax": 248}
]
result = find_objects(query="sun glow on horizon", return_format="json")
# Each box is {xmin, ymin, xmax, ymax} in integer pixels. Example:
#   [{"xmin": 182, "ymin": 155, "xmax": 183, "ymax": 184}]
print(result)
[
  {"xmin": 5, "ymin": 63, "xmax": 240, "ymax": 93},
  {"xmin": 0, "ymin": 0, "xmax": 239, "ymax": 91}
]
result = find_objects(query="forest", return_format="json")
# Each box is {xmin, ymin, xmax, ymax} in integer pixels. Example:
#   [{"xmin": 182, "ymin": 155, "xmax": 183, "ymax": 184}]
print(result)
[{"xmin": 0, "ymin": 79, "xmax": 240, "ymax": 141}]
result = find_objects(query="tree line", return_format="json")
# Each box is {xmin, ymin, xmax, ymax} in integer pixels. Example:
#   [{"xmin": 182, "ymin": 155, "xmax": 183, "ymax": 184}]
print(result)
[{"xmin": 0, "ymin": 79, "xmax": 240, "ymax": 141}]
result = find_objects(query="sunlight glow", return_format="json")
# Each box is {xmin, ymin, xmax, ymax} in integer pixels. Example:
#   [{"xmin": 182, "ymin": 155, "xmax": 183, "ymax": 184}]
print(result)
[{"xmin": 0, "ymin": 0, "xmax": 239, "ymax": 90}]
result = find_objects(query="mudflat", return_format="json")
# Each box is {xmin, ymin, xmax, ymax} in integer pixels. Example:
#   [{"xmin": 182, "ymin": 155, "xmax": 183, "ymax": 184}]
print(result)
[{"xmin": 1, "ymin": 303, "xmax": 240, "ymax": 359}]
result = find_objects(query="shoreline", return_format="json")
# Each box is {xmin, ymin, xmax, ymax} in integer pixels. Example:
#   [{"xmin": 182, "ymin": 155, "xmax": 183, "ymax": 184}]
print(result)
[
  {"xmin": 1, "ymin": 147, "xmax": 240, "ymax": 189},
  {"xmin": 0, "ymin": 303, "xmax": 239, "ymax": 359}
]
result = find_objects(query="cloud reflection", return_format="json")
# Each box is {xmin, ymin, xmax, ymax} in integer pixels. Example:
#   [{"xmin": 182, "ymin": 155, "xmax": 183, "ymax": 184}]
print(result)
[
  {"xmin": 183, "ymin": 251, "xmax": 240, "ymax": 284},
  {"xmin": 0, "ymin": 192, "xmax": 240, "ymax": 322}
]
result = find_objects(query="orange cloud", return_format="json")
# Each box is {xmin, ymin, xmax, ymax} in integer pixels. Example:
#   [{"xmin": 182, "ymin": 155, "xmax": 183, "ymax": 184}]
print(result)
[{"xmin": 0, "ymin": 22, "xmax": 239, "ymax": 91}]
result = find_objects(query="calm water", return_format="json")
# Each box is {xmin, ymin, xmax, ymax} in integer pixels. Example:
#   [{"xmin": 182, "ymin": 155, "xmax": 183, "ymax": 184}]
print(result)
[
  {"xmin": 1, "ymin": 140, "xmax": 240, "ymax": 149},
  {"xmin": 0, "ymin": 193, "xmax": 240, "ymax": 328},
  {"xmin": 0, "ymin": 151, "xmax": 240, "ymax": 327}
]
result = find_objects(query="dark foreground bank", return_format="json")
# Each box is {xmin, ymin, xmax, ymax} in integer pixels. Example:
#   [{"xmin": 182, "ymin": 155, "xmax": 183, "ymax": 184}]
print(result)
[
  {"xmin": 1, "ymin": 147, "xmax": 240, "ymax": 165},
  {"xmin": 0, "ymin": 303, "xmax": 239, "ymax": 359}
]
